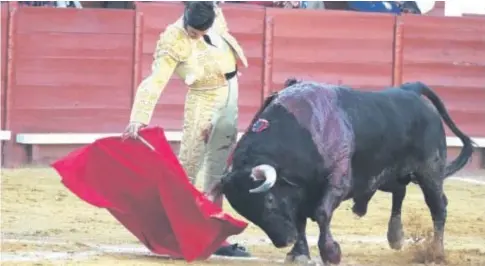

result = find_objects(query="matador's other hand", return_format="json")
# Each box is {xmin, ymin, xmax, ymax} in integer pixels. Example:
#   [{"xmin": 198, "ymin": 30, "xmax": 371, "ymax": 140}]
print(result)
[{"xmin": 122, "ymin": 122, "xmax": 146, "ymax": 140}]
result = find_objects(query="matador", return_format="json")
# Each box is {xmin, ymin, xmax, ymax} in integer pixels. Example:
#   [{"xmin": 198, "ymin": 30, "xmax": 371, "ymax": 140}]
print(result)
[{"xmin": 123, "ymin": 1, "xmax": 250, "ymax": 257}]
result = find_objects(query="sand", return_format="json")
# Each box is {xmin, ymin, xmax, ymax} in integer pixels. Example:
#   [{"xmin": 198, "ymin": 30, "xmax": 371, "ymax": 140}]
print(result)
[{"xmin": 1, "ymin": 168, "xmax": 485, "ymax": 265}]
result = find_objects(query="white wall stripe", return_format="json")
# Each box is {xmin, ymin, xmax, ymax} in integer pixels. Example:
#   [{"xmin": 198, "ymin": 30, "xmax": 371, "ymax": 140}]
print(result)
[{"xmin": 13, "ymin": 132, "xmax": 485, "ymax": 148}]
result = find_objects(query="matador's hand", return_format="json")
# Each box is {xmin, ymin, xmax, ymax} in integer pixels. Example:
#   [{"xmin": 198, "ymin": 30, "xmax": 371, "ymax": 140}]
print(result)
[{"xmin": 122, "ymin": 122, "xmax": 146, "ymax": 139}]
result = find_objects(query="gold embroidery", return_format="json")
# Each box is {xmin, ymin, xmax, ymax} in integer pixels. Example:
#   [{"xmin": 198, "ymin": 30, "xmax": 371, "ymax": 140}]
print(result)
[
  {"xmin": 157, "ymin": 25, "xmax": 192, "ymax": 62},
  {"xmin": 177, "ymin": 38, "xmax": 228, "ymax": 89},
  {"xmin": 128, "ymin": 9, "xmax": 245, "ymax": 193},
  {"xmin": 130, "ymin": 10, "xmax": 248, "ymax": 125},
  {"xmin": 178, "ymin": 86, "xmax": 229, "ymax": 184},
  {"xmin": 130, "ymin": 29, "xmax": 185, "ymax": 124}
]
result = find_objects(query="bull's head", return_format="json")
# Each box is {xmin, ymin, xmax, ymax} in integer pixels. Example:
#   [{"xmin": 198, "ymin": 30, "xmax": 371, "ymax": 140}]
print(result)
[
  {"xmin": 209, "ymin": 164, "xmax": 302, "ymax": 248},
  {"xmin": 207, "ymin": 164, "xmax": 276, "ymax": 200}
]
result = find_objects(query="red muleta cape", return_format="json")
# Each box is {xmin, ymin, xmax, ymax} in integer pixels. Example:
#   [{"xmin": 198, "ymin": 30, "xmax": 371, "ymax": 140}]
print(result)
[{"xmin": 51, "ymin": 127, "xmax": 248, "ymax": 262}]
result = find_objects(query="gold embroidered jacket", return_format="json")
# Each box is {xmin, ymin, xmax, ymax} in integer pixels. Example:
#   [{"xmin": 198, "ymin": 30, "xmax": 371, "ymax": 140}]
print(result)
[{"xmin": 130, "ymin": 7, "xmax": 248, "ymax": 125}]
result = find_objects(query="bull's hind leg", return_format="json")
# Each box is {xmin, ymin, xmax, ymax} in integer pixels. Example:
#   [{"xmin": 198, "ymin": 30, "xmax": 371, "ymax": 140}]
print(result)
[
  {"xmin": 415, "ymin": 171, "xmax": 448, "ymax": 261},
  {"xmin": 387, "ymin": 185, "xmax": 406, "ymax": 250},
  {"xmin": 285, "ymin": 215, "xmax": 312, "ymax": 265}
]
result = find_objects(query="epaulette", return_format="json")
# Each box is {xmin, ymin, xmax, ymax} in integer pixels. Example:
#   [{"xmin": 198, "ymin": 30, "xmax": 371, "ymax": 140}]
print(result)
[{"xmin": 154, "ymin": 24, "xmax": 192, "ymax": 62}]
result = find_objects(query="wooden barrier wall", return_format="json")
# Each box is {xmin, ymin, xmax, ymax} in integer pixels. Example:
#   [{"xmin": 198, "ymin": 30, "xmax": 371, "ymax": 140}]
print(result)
[
  {"xmin": 2, "ymin": 6, "xmax": 136, "ymax": 164},
  {"xmin": 266, "ymin": 9, "xmax": 396, "ymax": 92},
  {"xmin": 1, "ymin": 2, "xmax": 8, "ymax": 130},
  {"xmin": 396, "ymin": 15, "xmax": 485, "ymax": 137},
  {"xmin": 7, "ymin": 7, "xmax": 135, "ymax": 133},
  {"xmin": 0, "ymin": 2, "xmax": 484, "ymax": 167}
]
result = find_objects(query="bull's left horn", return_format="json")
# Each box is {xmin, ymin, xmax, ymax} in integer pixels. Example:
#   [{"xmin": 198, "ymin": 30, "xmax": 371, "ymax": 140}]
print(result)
[{"xmin": 249, "ymin": 164, "xmax": 277, "ymax": 193}]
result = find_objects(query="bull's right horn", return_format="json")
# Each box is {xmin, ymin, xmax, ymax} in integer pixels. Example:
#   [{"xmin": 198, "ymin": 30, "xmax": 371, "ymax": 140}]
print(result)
[{"xmin": 249, "ymin": 164, "xmax": 277, "ymax": 193}]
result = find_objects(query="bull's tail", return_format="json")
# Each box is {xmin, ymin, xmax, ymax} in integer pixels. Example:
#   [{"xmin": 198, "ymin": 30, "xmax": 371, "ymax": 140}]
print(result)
[{"xmin": 401, "ymin": 82, "xmax": 474, "ymax": 177}]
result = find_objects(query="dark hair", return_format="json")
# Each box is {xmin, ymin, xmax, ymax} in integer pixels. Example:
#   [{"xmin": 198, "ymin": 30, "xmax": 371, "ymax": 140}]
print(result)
[{"xmin": 183, "ymin": 1, "xmax": 216, "ymax": 31}]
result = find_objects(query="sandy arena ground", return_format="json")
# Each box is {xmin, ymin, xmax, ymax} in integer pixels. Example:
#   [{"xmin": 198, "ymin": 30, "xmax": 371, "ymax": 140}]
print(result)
[{"xmin": 1, "ymin": 168, "xmax": 485, "ymax": 265}]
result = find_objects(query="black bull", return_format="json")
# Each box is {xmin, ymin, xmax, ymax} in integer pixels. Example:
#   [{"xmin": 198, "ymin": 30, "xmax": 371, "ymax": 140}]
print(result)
[{"xmin": 209, "ymin": 80, "xmax": 474, "ymax": 265}]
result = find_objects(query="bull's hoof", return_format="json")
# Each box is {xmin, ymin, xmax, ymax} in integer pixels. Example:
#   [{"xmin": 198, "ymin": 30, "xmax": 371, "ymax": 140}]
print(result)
[
  {"xmin": 387, "ymin": 216, "xmax": 404, "ymax": 250},
  {"xmin": 320, "ymin": 241, "xmax": 341, "ymax": 265},
  {"xmin": 430, "ymin": 240, "xmax": 446, "ymax": 263},
  {"xmin": 214, "ymin": 243, "xmax": 251, "ymax": 257},
  {"xmin": 284, "ymin": 254, "xmax": 314, "ymax": 265}
]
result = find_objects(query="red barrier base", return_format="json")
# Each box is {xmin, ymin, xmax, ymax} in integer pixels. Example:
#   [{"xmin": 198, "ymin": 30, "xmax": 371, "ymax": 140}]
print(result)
[{"xmin": 51, "ymin": 127, "xmax": 248, "ymax": 262}]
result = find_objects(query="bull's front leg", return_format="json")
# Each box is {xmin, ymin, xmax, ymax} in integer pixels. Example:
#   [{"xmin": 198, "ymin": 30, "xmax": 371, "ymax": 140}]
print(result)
[
  {"xmin": 285, "ymin": 215, "xmax": 311, "ymax": 264},
  {"xmin": 314, "ymin": 172, "xmax": 352, "ymax": 265}
]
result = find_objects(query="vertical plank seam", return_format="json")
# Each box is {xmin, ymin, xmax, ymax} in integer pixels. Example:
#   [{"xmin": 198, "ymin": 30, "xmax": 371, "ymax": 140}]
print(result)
[
  {"xmin": 6, "ymin": 5, "xmax": 17, "ymax": 133},
  {"xmin": 132, "ymin": 9, "xmax": 143, "ymax": 105},
  {"xmin": 263, "ymin": 14, "xmax": 274, "ymax": 98},
  {"xmin": 1, "ymin": 3, "xmax": 10, "ymax": 131},
  {"xmin": 392, "ymin": 15, "xmax": 404, "ymax": 87}
]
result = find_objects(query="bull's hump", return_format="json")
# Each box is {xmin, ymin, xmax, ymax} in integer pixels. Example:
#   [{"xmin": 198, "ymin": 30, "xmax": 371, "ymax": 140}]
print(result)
[
  {"xmin": 277, "ymin": 82, "xmax": 340, "ymax": 100},
  {"xmin": 275, "ymin": 82, "xmax": 340, "ymax": 124},
  {"xmin": 275, "ymin": 82, "xmax": 354, "ymax": 170}
]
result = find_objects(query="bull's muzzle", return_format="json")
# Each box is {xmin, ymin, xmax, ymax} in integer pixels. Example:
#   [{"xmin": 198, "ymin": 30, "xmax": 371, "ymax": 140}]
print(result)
[{"xmin": 249, "ymin": 164, "xmax": 277, "ymax": 193}]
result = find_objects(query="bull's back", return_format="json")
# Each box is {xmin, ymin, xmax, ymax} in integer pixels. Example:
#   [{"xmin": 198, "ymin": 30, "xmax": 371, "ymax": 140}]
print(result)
[{"xmin": 337, "ymin": 88, "xmax": 444, "ymax": 176}]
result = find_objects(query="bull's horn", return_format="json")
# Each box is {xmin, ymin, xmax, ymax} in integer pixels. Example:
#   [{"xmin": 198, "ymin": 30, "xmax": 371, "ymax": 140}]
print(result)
[{"xmin": 249, "ymin": 164, "xmax": 277, "ymax": 193}]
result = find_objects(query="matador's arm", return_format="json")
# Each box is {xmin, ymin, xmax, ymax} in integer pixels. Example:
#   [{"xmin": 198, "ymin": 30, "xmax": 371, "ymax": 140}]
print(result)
[{"xmin": 129, "ymin": 26, "xmax": 191, "ymax": 125}]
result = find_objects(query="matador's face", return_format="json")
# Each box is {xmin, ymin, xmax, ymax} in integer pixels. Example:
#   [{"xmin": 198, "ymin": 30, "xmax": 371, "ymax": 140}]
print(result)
[{"xmin": 186, "ymin": 26, "xmax": 208, "ymax": 40}]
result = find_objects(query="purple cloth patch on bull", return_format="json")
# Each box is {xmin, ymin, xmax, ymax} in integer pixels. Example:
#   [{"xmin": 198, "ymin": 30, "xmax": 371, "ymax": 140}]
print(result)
[
  {"xmin": 274, "ymin": 82, "xmax": 354, "ymax": 187},
  {"xmin": 252, "ymin": 118, "xmax": 269, "ymax": 133}
]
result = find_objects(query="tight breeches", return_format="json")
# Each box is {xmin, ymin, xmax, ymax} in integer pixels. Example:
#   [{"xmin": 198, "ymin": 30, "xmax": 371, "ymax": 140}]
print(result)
[{"xmin": 178, "ymin": 77, "xmax": 238, "ymax": 193}]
